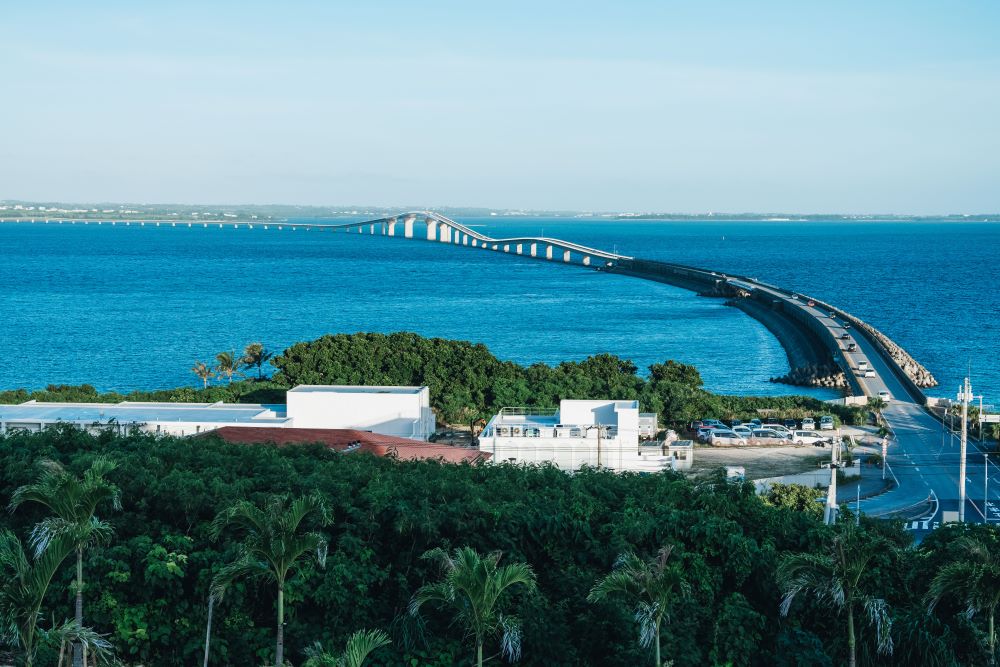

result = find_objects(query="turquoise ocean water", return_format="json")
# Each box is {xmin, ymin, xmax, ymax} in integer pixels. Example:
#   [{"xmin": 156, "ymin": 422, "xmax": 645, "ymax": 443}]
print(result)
[{"xmin": 0, "ymin": 217, "xmax": 996, "ymax": 403}]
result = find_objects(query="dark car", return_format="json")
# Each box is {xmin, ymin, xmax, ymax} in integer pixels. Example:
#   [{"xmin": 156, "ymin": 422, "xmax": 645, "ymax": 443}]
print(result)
[
  {"xmin": 841, "ymin": 333, "xmax": 851, "ymax": 340},
  {"xmin": 784, "ymin": 418, "xmax": 797, "ymax": 429}
]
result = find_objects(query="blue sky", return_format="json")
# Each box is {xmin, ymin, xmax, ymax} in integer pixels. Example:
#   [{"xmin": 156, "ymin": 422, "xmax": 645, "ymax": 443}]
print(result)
[{"xmin": 2, "ymin": 1, "xmax": 998, "ymax": 213}]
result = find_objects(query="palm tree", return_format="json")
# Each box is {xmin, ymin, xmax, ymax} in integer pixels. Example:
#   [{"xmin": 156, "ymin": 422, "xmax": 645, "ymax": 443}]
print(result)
[
  {"xmin": 214, "ymin": 351, "xmax": 242, "ymax": 384},
  {"xmin": 587, "ymin": 545, "xmax": 688, "ymax": 667},
  {"xmin": 777, "ymin": 524, "xmax": 894, "ymax": 667},
  {"xmin": 242, "ymin": 342, "xmax": 275, "ymax": 380},
  {"xmin": 867, "ymin": 396, "xmax": 887, "ymax": 413},
  {"xmin": 0, "ymin": 530, "xmax": 75, "ymax": 667},
  {"xmin": 302, "ymin": 629, "xmax": 391, "ymax": 667},
  {"xmin": 9, "ymin": 457, "xmax": 121, "ymax": 667},
  {"xmin": 192, "ymin": 361, "xmax": 214, "ymax": 389},
  {"xmin": 926, "ymin": 534, "xmax": 1000, "ymax": 662},
  {"xmin": 210, "ymin": 493, "xmax": 332, "ymax": 667},
  {"xmin": 409, "ymin": 546, "xmax": 536, "ymax": 667}
]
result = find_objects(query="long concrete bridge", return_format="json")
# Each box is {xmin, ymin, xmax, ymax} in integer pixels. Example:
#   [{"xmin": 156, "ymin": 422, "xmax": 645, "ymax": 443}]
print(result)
[{"xmin": 5, "ymin": 210, "xmax": 969, "ymax": 525}]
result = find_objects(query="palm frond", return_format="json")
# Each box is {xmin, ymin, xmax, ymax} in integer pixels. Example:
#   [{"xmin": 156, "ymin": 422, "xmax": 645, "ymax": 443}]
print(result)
[
  {"xmin": 497, "ymin": 614, "xmax": 523, "ymax": 662},
  {"xmin": 341, "ymin": 628, "xmax": 391, "ymax": 667},
  {"xmin": 863, "ymin": 595, "xmax": 894, "ymax": 655}
]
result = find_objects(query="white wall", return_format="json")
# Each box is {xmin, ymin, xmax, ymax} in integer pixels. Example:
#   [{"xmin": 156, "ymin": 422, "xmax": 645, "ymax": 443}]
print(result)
[{"xmin": 287, "ymin": 387, "xmax": 435, "ymax": 440}]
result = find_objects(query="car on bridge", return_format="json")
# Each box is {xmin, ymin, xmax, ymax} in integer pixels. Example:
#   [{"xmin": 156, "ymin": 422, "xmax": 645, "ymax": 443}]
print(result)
[
  {"xmin": 878, "ymin": 390, "xmax": 892, "ymax": 403},
  {"xmin": 847, "ymin": 342, "xmax": 857, "ymax": 351},
  {"xmin": 840, "ymin": 332, "xmax": 851, "ymax": 340}
]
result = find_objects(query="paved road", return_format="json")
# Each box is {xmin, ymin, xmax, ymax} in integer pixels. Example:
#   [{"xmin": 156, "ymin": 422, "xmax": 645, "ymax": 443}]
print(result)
[{"xmin": 758, "ymin": 290, "xmax": 995, "ymax": 534}]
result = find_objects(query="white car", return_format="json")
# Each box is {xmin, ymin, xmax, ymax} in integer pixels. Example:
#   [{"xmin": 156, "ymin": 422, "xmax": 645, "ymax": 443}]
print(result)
[
  {"xmin": 877, "ymin": 390, "xmax": 892, "ymax": 403},
  {"xmin": 709, "ymin": 429, "xmax": 748, "ymax": 446},
  {"xmin": 732, "ymin": 425, "xmax": 754, "ymax": 438},
  {"xmin": 858, "ymin": 360, "xmax": 869, "ymax": 371},
  {"xmin": 864, "ymin": 369, "xmax": 876, "ymax": 378},
  {"xmin": 819, "ymin": 416, "xmax": 835, "ymax": 430},
  {"xmin": 760, "ymin": 424, "xmax": 792, "ymax": 437},
  {"xmin": 801, "ymin": 417, "xmax": 815, "ymax": 430},
  {"xmin": 750, "ymin": 429, "xmax": 791, "ymax": 445},
  {"xmin": 792, "ymin": 430, "xmax": 831, "ymax": 446}
]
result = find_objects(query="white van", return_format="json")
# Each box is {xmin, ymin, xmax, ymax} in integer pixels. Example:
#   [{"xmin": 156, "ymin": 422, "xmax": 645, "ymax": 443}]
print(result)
[
  {"xmin": 858, "ymin": 360, "xmax": 869, "ymax": 371},
  {"xmin": 793, "ymin": 430, "xmax": 831, "ymax": 446},
  {"xmin": 819, "ymin": 416, "xmax": 835, "ymax": 430}
]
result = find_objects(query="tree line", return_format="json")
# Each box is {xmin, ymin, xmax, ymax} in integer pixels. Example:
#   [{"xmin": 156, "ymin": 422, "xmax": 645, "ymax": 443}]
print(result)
[
  {"xmin": 1, "ymin": 426, "xmax": 998, "ymax": 666},
  {"xmin": 0, "ymin": 332, "xmax": 866, "ymax": 428}
]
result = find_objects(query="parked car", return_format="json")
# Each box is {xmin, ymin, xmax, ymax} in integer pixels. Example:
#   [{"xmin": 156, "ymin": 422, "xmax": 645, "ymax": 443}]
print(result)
[
  {"xmin": 749, "ymin": 418, "xmax": 762, "ymax": 428},
  {"xmin": 702, "ymin": 419, "xmax": 727, "ymax": 427},
  {"xmin": 819, "ymin": 415, "xmax": 835, "ymax": 430},
  {"xmin": 732, "ymin": 425, "xmax": 754, "ymax": 438},
  {"xmin": 793, "ymin": 430, "xmax": 831, "ymax": 446},
  {"xmin": 750, "ymin": 429, "xmax": 791, "ymax": 445},
  {"xmin": 761, "ymin": 423, "xmax": 792, "ymax": 437},
  {"xmin": 689, "ymin": 420, "xmax": 704, "ymax": 431},
  {"xmin": 709, "ymin": 429, "xmax": 747, "ymax": 446},
  {"xmin": 728, "ymin": 419, "xmax": 743, "ymax": 427},
  {"xmin": 878, "ymin": 390, "xmax": 892, "ymax": 403},
  {"xmin": 783, "ymin": 418, "xmax": 797, "ymax": 430},
  {"xmin": 802, "ymin": 417, "xmax": 815, "ymax": 429},
  {"xmin": 696, "ymin": 427, "xmax": 715, "ymax": 442}
]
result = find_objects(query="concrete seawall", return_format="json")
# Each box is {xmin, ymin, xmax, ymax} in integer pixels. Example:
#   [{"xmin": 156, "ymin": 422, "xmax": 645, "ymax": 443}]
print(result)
[{"xmin": 610, "ymin": 258, "xmax": 857, "ymax": 393}]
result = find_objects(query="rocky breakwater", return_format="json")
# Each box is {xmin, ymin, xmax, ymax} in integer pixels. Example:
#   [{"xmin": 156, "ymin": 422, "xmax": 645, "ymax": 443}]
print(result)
[
  {"xmin": 771, "ymin": 363, "xmax": 849, "ymax": 389},
  {"xmin": 840, "ymin": 314, "xmax": 938, "ymax": 388}
]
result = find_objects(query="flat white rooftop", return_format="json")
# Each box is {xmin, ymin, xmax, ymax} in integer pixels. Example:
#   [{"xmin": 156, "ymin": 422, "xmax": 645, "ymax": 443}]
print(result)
[
  {"xmin": 0, "ymin": 401, "xmax": 288, "ymax": 424},
  {"xmin": 287, "ymin": 385, "xmax": 425, "ymax": 395}
]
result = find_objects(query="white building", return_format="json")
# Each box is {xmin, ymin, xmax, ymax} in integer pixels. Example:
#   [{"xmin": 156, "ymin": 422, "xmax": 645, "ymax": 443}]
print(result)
[
  {"xmin": 0, "ymin": 385, "xmax": 436, "ymax": 441},
  {"xmin": 477, "ymin": 399, "xmax": 675, "ymax": 473},
  {"xmin": 286, "ymin": 385, "xmax": 435, "ymax": 440}
]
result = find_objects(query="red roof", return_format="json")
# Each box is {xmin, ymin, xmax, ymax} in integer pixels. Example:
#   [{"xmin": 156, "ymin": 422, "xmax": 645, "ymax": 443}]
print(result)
[{"xmin": 204, "ymin": 426, "xmax": 490, "ymax": 463}]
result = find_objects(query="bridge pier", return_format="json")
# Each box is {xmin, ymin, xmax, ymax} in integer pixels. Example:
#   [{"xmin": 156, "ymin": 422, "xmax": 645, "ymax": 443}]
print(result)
[
  {"xmin": 370, "ymin": 224, "xmax": 375, "ymax": 234},
  {"xmin": 387, "ymin": 218, "xmax": 396, "ymax": 236},
  {"xmin": 439, "ymin": 225, "xmax": 452, "ymax": 243},
  {"xmin": 563, "ymin": 249, "xmax": 571, "ymax": 262},
  {"xmin": 426, "ymin": 218, "xmax": 437, "ymax": 241},
  {"xmin": 546, "ymin": 245, "xmax": 553, "ymax": 260},
  {"xmin": 516, "ymin": 243, "xmax": 523, "ymax": 255},
  {"xmin": 472, "ymin": 238, "xmax": 478, "ymax": 247},
  {"xmin": 404, "ymin": 215, "xmax": 414, "ymax": 238},
  {"xmin": 530, "ymin": 243, "xmax": 537, "ymax": 257},
  {"xmin": 583, "ymin": 256, "xmax": 591, "ymax": 266},
  {"xmin": 492, "ymin": 243, "xmax": 498, "ymax": 251},
  {"xmin": 503, "ymin": 244, "xmax": 510, "ymax": 253}
]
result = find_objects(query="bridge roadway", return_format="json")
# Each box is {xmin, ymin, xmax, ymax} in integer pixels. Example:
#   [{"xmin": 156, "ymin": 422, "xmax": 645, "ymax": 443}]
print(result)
[{"xmin": 6, "ymin": 211, "xmax": 975, "ymax": 527}]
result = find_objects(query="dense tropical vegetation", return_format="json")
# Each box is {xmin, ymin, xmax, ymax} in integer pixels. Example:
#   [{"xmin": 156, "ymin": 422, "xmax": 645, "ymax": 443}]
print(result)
[
  {"xmin": 0, "ymin": 425, "xmax": 995, "ymax": 666},
  {"xmin": 0, "ymin": 332, "xmax": 863, "ymax": 429}
]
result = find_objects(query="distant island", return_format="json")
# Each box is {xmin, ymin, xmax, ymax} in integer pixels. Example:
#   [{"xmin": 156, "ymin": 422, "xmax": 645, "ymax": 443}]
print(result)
[{"xmin": 1, "ymin": 199, "xmax": 996, "ymax": 223}]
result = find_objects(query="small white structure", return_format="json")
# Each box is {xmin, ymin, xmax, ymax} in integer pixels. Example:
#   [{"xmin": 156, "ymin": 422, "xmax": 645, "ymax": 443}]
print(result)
[
  {"xmin": 286, "ymin": 385, "xmax": 435, "ymax": 440},
  {"xmin": 0, "ymin": 385, "xmax": 436, "ymax": 441},
  {"xmin": 664, "ymin": 439, "xmax": 694, "ymax": 471},
  {"xmin": 478, "ymin": 400, "xmax": 672, "ymax": 473}
]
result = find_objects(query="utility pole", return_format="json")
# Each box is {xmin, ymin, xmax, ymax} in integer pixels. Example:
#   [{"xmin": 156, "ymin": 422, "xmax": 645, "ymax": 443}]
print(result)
[
  {"xmin": 881, "ymin": 435, "xmax": 888, "ymax": 481},
  {"xmin": 959, "ymin": 377, "xmax": 973, "ymax": 523},
  {"xmin": 825, "ymin": 431, "xmax": 839, "ymax": 525},
  {"xmin": 986, "ymin": 453, "xmax": 990, "ymax": 524}
]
